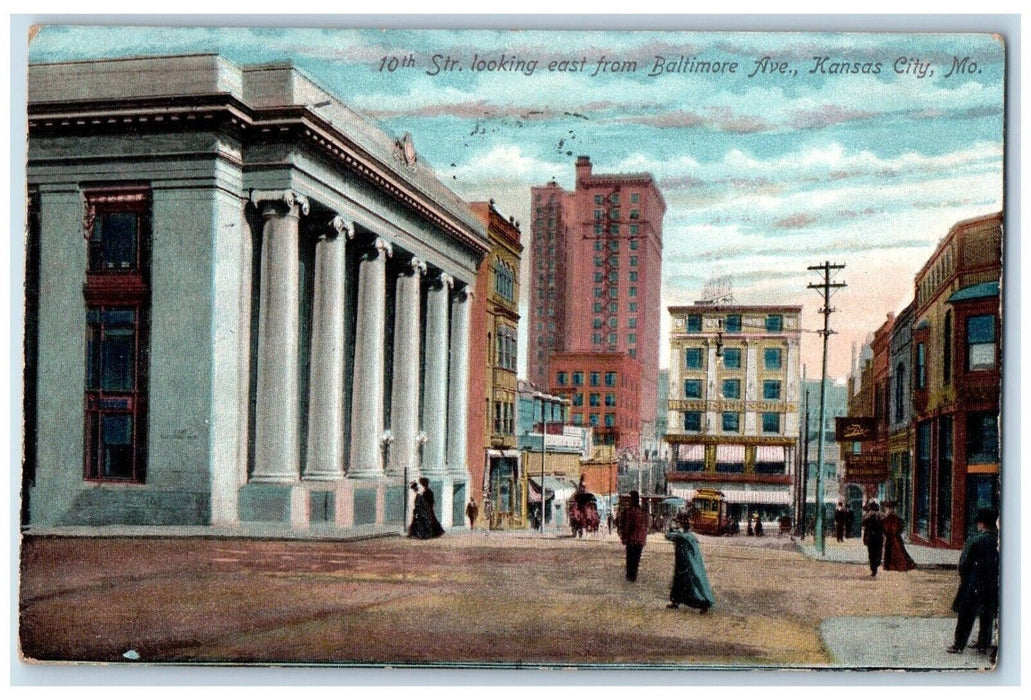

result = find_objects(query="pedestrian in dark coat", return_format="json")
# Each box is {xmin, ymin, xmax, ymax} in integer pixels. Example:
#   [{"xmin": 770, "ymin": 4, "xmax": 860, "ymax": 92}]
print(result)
[
  {"xmin": 947, "ymin": 508, "xmax": 999, "ymax": 654},
  {"xmin": 617, "ymin": 490, "xmax": 648, "ymax": 582},
  {"xmin": 861, "ymin": 501, "xmax": 884, "ymax": 577},
  {"xmin": 846, "ymin": 506, "xmax": 855, "ymax": 538},
  {"xmin": 465, "ymin": 499, "xmax": 479, "ymax": 529},
  {"xmin": 834, "ymin": 502, "xmax": 848, "ymax": 543}
]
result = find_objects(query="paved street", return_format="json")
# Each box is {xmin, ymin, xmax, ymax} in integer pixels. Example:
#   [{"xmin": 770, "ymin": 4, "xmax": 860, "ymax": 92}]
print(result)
[{"xmin": 19, "ymin": 530, "xmax": 979, "ymax": 669}]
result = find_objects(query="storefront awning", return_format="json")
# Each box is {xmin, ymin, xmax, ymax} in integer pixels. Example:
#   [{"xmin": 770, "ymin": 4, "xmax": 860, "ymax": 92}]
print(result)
[
  {"xmin": 669, "ymin": 487, "xmax": 791, "ymax": 505},
  {"xmin": 528, "ymin": 476, "xmax": 578, "ymax": 504}
]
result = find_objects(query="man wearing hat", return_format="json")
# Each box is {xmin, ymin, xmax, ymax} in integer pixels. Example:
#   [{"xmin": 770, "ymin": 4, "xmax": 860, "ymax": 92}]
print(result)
[
  {"xmin": 861, "ymin": 500, "xmax": 884, "ymax": 577},
  {"xmin": 947, "ymin": 508, "xmax": 1000, "ymax": 654}
]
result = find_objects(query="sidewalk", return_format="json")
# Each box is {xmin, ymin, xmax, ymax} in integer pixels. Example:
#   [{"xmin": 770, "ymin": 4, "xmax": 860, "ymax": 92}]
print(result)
[
  {"xmin": 793, "ymin": 537, "xmax": 960, "ymax": 569},
  {"xmin": 820, "ymin": 616, "xmax": 995, "ymax": 670}
]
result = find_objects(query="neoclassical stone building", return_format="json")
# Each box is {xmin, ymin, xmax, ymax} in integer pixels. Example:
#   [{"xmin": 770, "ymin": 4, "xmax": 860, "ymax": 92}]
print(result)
[{"xmin": 24, "ymin": 54, "xmax": 488, "ymax": 530}]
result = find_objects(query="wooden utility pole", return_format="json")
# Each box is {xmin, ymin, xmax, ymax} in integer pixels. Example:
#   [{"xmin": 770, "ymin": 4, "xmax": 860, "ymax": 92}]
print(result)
[{"xmin": 807, "ymin": 262, "xmax": 846, "ymax": 557}]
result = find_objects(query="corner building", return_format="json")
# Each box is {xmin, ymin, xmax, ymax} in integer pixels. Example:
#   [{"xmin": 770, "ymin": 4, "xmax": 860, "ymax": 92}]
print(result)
[
  {"xmin": 910, "ymin": 213, "xmax": 1001, "ymax": 548},
  {"xmin": 664, "ymin": 304, "xmax": 802, "ymax": 521},
  {"xmin": 24, "ymin": 55, "xmax": 489, "ymax": 531},
  {"xmin": 528, "ymin": 156, "xmax": 665, "ymax": 436}
]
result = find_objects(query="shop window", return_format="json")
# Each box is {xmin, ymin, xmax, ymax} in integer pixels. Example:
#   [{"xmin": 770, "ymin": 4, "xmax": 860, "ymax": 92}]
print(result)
[{"xmin": 966, "ymin": 412, "xmax": 999, "ymax": 464}]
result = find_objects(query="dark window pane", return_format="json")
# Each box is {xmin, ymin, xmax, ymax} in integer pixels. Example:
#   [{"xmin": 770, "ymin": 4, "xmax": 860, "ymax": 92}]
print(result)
[
  {"xmin": 723, "ymin": 348, "xmax": 741, "ymax": 369},
  {"xmin": 685, "ymin": 348, "xmax": 703, "ymax": 369},
  {"xmin": 725, "ymin": 315, "xmax": 742, "ymax": 333},
  {"xmin": 764, "ymin": 348, "xmax": 782, "ymax": 370},
  {"xmin": 102, "ymin": 414, "xmax": 134, "ymax": 478},
  {"xmin": 765, "ymin": 315, "xmax": 783, "ymax": 332},
  {"xmin": 966, "ymin": 315, "xmax": 995, "ymax": 343},
  {"xmin": 723, "ymin": 380, "xmax": 740, "ymax": 399},
  {"xmin": 684, "ymin": 412, "xmax": 701, "ymax": 431},
  {"xmin": 763, "ymin": 380, "xmax": 781, "ymax": 400},
  {"xmin": 92, "ymin": 212, "xmax": 137, "ymax": 271},
  {"xmin": 684, "ymin": 379, "xmax": 701, "ymax": 398},
  {"xmin": 687, "ymin": 315, "xmax": 701, "ymax": 332},
  {"xmin": 102, "ymin": 328, "xmax": 135, "ymax": 391}
]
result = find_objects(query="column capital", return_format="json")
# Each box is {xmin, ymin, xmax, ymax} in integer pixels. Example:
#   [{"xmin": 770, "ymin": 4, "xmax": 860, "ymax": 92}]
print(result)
[
  {"xmin": 405, "ymin": 256, "xmax": 428, "ymax": 277},
  {"xmin": 328, "ymin": 215, "xmax": 357, "ymax": 240},
  {"xmin": 361, "ymin": 237, "xmax": 394, "ymax": 261},
  {"xmin": 431, "ymin": 272, "xmax": 455, "ymax": 290},
  {"xmin": 453, "ymin": 285, "xmax": 474, "ymax": 303},
  {"xmin": 249, "ymin": 189, "xmax": 310, "ymax": 217}
]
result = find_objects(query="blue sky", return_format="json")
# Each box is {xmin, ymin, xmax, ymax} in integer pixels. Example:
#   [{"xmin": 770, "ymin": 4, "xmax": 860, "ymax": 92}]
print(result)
[{"xmin": 28, "ymin": 26, "xmax": 1005, "ymax": 380}]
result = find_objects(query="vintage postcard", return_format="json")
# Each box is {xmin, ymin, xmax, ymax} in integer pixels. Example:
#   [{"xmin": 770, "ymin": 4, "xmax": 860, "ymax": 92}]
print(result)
[{"xmin": 18, "ymin": 23, "xmax": 1007, "ymax": 672}]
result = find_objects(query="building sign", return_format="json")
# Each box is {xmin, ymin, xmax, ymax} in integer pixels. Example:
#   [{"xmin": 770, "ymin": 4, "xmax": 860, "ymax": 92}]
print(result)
[
  {"xmin": 845, "ymin": 453, "xmax": 889, "ymax": 483},
  {"xmin": 835, "ymin": 417, "xmax": 876, "ymax": 442}
]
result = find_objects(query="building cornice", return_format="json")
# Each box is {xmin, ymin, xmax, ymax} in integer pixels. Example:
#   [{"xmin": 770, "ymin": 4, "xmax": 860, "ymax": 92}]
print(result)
[{"xmin": 29, "ymin": 93, "xmax": 490, "ymax": 258}]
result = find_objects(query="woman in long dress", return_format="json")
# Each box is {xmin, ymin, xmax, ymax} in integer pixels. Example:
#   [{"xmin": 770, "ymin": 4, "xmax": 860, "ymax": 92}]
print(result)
[
  {"xmin": 408, "ymin": 481, "xmax": 433, "ymax": 539},
  {"xmin": 418, "ymin": 477, "xmax": 445, "ymax": 538},
  {"xmin": 881, "ymin": 501, "xmax": 916, "ymax": 571},
  {"xmin": 665, "ymin": 513, "xmax": 715, "ymax": 613}
]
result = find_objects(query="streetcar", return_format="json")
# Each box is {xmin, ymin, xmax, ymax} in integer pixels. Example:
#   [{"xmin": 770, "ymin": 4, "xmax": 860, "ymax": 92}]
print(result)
[{"xmin": 690, "ymin": 488, "xmax": 735, "ymax": 536}]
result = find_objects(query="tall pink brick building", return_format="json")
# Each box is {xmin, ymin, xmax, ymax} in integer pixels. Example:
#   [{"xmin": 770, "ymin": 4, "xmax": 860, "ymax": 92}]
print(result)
[{"xmin": 528, "ymin": 156, "xmax": 665, "ymax": 442}]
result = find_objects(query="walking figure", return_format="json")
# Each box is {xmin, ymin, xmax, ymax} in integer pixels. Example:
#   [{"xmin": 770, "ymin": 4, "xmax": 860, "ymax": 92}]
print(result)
[
  {"xmin": 665, "ymin": 512, "xmax": 714, "ymax": 614},
  {"xmin": 947, "ymin": 508, "xmax": 999, "ymax": 655},
  {"xmin": 881, "ymin": 501, "xmax": 916, "ymax": 572},
  {"xmin": 861, "ymin": 501, "xmax": 884, "ymax": 577},
  {"xmin": 617, "ymin": 490, "xmax": 648, "ymax": 582},
  {"xmin": 466, "ymin": 499, "xmax": 479, "ymax": 530},
  {"xmin": 834, "ymin": 501, "xmax": 848, "ymax": 543}
]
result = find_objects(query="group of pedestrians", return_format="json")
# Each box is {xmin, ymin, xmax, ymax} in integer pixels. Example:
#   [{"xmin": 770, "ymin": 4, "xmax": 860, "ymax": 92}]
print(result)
[
  {"xmin": 860, "ymin": 500, "xmax": 916, "ymax": 577},
  {"xmin": 616, "ymin": 490, "xmax": 715, "ymax": 614}
]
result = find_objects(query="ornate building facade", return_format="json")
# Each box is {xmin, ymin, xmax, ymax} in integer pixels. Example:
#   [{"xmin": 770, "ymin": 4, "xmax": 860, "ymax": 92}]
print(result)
[
  {"xmin": 665, "ymin": 303, "xmax": 802, "ymax": 520},
  {"xmin": 468, "ymin": 201, "xmax": 523, "ymax": 528},
  {"xmin": 24, "ymin": 55, "xmax": 489, "ymax": 531}
]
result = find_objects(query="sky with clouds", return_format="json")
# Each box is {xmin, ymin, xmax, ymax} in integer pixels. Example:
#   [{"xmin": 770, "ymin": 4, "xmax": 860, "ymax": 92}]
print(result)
[{"xmin": 28, "ymin": 26, "xmax": 1005, "ymax": 381}]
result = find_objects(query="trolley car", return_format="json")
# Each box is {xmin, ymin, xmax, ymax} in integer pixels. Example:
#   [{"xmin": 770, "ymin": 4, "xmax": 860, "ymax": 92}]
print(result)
[{"xmin": 690, "ymin": 488, "xmax": 735, "ymax": 536}]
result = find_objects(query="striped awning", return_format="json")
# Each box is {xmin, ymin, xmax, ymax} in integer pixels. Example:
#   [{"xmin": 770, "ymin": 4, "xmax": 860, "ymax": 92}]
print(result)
[
  {"xmin": 756, "ymin": 445, "xmax": 786, "ymax": 462},
  {"xmin": 669, "ymin": 487, "xmax": 791, "ymax": 505},
  {"xmin": 677, "ymin": 444, "xmax": 705, "ymax": 460},
  {"xmin": 716, "ymin": 444, "xmax": 745, "ymax": 462}
]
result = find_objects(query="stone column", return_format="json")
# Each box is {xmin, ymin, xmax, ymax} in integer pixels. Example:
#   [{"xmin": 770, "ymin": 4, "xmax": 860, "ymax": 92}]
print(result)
[
  {"xmin": 250, "ymin": 190, "xmax": 308, "ymax": 483},
  {"xmin": 705, "ymin": 341, "xmax": 718, "ymax": 435},
  {"xmin": 304, "ymin": 216, "xmax": 354, "ymax": 481},
  {"xmin": 388, "ymin": 256, "xmax": 426, "ymax": 478},
  {"xmin": 447, "ymin": 285, "xmax": 473, "ymax": 478},
  {"xmin": 420, "ymin": 272, "xmax": 453, "ymax": 477},
  {"xmin": 348, "ymin": 238, "xmax": 393, "ymax": 478}
]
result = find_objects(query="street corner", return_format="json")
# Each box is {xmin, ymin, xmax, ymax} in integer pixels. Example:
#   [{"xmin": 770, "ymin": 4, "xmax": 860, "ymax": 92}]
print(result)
[{"xmin": 819, "ymin": 616, "xmax": 995, "ymax": 670}]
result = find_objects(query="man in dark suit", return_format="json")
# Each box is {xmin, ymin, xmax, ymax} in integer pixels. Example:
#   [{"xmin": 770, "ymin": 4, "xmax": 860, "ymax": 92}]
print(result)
[
  {"xmin": 617, "ymin": 490, "xmax": 649, "ymax": 582},
  {"xmin": 947, "ymin": 508, "xmax": 999, "ymax": 654}
]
